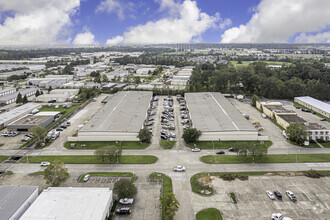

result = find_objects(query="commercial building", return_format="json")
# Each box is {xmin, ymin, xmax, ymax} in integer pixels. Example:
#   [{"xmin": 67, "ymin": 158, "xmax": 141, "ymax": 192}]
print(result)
[
  {"xmin": 0, "ymin": 88, "xmax": 38, "ymax": 105},
  {"xmin": 294, "ymin": 96, "xmax": 330, "ymax": 118},
  {"xmin": 49, "ymin": 89, "xmax": 79, "ymax": 96},
  {"xmin": 105, "ymin": 70, "xmax": 129, "ymax": 81},
  {"xmin": 0, "ymin": 103, "xmax": 40, "ymax": 129},
  {"xmin": 0, "ymin": 69, "xmax": 32, "ymax": 80},
  {"xmin": 257, "ymin": 102, "xmax": 296, "ymax": 119},
  {"xmin": 136, "ymin": 68, "xmax": 156, "ymax": 76},
  {"xmin": 102, "ymin": 83, "xmax": 117, "ymax": 90},
  {"xmin": 75, "ymin": 91, "xmax": 152, "ymax": 141},
  {"xmin": 0, "ymin": 185, "xmax": 38, "ymax": 220},
  {"xmin": 36, "ymin": 94, "xmax": 71, "ymax": 103},
  {"xmin": 20, "ymin": 187, "xmax": 113, "ymax": 220},
  {"xmin": 28, "ymin": 77, "xmax": 70, "ymax": 89},
  {"xmin": 7, "ymin": 111, "xmax": 60, "ymax": 131},
  {"xmin": 0, "ymin": 88, "xmax": 16, "ymax": 97},
  {"xmin": 185, "ymin": 92, "xmax": 259, "ymax": 141}
]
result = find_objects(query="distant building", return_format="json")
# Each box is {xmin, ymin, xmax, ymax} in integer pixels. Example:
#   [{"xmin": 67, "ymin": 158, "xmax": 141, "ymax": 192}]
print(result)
[
  {"xmin": 36, "ymin": 94, "xmax": 71, "ymax": 102},
  {"xmin": 20, "ymin": 187, "xmax": 113, "ymax": 220},
  {"xmin": 294, "ymin": 96, "xmax": 330, "ymax": 118},
  {"xmin": 136, "ymin": 68, "xmax": 156, "ymax": 76},
  {"xmin": 0, "ymin": 69, "xmax": 32, "ymax": 81},
  {"xmin": 0, "ymin": 185, "xmax": 38, "ymax": 220},
  {"xmin": 0, "ymin": 88, "xmax": 16, "ymax": 97},
  {"xmin": 0, "ymin": 88, "xmax": 38, "ymax": 105}
]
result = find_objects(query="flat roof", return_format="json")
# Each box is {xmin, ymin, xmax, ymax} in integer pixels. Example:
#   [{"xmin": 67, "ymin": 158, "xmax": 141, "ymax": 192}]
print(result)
[
  {"xmin": 0, "ymin": 87, "xmax": 16, "ymax": 93},
  {"xmin": 295, "ymin": 96, "xmax": 330, "ymax": 114},
  {"xmin": 20, "ymin": 187, "xmax": 112, "ymax": 220},
  {"xmin": 81, "ymin": 91, "xmax": 152, "ymax": 133},
  {"xmin": 0, "ymin": 88, "xmax": 38, "ymax": 102},
  {"xmin": 264, "ymin": 105, "xmax": 295, "ymax": 114},
  {"xmin": 8, "ymin": 114, "xmax": 52, "ymax": 126},
  {"xmin": 0, "ymin": 185, "xmax": 38, "ymax": 220},
  {"xmin": 0, "ymin": 103, "xmax": 40, "ymax": 125},
  {"xmin": 185, "ymin": 92, "xmax": 256, "ymax": 132},
  {"xmin": 278, "ymin": 114, "xmax": 306, "ymax": 123}
]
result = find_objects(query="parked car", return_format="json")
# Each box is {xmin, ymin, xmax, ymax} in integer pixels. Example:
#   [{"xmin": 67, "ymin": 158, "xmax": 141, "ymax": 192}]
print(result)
[
  {"xmin": 115, "ymin": 207, "xmax": 131, "ymax": 215},
  {"xmin": 320, "ymin": 118, "xmax": 326, "ymax": 121},
  {"xmin": 266, "ymin": 190, "xmax": 275, "ymax": 200},
  {"xmin": 216, "ymin": 151, "xmax": 225, "ymax": 155},
  {"xmin": 148, "ymin": 118, "xmax": 154, "ymax": 121},
  {"xmin": 169, "ymin": 132, "xmax": 176, "ymax": 138},
  {"xmin": 228, "ymin": 147, "xmax": 235, "ymax": 152},
  {"xmin": 146, "ymin": 122, "xmax": 154, "ymax": 126},
  {"xmin": 274, "ymin": 190, "xmax": 282, "ymax": 200},
  {"xmin": 173, "ymin": 165, "xmax": 186, "ymax": 172},
  {"xmin": 56, "ymin": 127, "xmax": 64, "ymax": 132},
  {"xmin": 119, "ymin": 198, "xmax": 134, "ymax": 205},
  {"xmin": 161, "ymin": 135, "xmax": 168, "ymax": 140},
  {"xmin": 83, "ymin": 174, "xmax": 91, "ymax": 182},
  {"xmin": 40, "ymin": 161, "xmax": 50, "ymax": 167},
  {"xmin": 286, "ymin": 190, "xmax": 297, "ymax": 202},
  {"xmin": 191, "ymin": 148, "xmax": 201, "ymax": 152},
  {"xmin": 271, "ymin": 213, "xmax": 293, "ymax": 220}
]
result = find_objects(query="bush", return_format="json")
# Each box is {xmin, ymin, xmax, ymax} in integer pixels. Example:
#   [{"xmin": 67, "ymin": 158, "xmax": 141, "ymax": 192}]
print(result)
[
  {"xmin": 304, "ymin": 169, "xmax": 322, "ymax": 178},
  {"xmin": 236, "ymin": 175, "xmax": 249, "ymax": 181},
  {"xmin": 230, "ymin": 192, "xmax": 237, "ymax": 204},
  {"xmin": 219, "ymin": 174, "xmax": 235, "ymax": 181}
]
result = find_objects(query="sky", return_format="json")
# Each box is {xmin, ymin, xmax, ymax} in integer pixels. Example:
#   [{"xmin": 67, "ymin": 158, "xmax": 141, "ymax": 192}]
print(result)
[{"xmin": 0, "ymin": 0, "xmax": 329, "ymax": 46}]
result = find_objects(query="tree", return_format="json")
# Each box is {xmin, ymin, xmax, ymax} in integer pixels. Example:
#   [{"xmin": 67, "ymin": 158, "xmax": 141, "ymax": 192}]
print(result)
[
  {"xmin": 182, "ymin": 128, "xmax": 201, "ymax": 143},
  {"xmin": 138, "ymin": 128, "xmax": 152, "ymax": 143},
  {"xmin": 95, "ymin": 146, "xmax": 122, "ymax": 163},
  {"xmin": 35, "ymin": 90, "xmax": 40, "ymax": 97},
  {"xmin": 48, "ymin": 86, "xmax": 52, "ymax": 93},
  {"xmin": 94, "ymin": 147, "xmax": 107, "ymax": 162},
  {"xmin": 251, "ymin": 94, "xmax": 260, "ymax": 107},
  {"xmin": 134, "ymin": 76, "xmax": 141, "ymax": 84},
  {"xmin": 22, "ymin": 95, "xmax": 28, "ymax": 104},
  {"xmin": 44, "ymin": 160, "xmax": 68, "ymax": 186},
  {"xmin": 236, "ymin": 142, "xmax": 249, "ymax": 161},
  {"xmin": 248, "ymin": 144, "xmax": 268, "ymax": 161},
  {"xmin": 31, "ymin": 126, "xmax": 47, "ymax": 148},
  {"xmin": 16, "ymin": 93, "xmax": 22, "ymax": 104},
  {"xmin": 286, "ymin": 122, "xmax": 307, "ymax": 145},
  {"xmin": 160, "ymin": 193, "xmax": 180, "ymax": 220},
  {"xmin": 113, "ymin": 179, "xmax": 137, "ymax": 199},
  {"xmin": 102, "ymin": 74, "xmax": 108, "ymax": 82}
]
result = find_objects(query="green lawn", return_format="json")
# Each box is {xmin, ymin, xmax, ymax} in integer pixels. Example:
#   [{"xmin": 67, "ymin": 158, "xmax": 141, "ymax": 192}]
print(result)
[
  {"xmin": 64, "ymin": 141, "xmax": 149, "ymax": 150},
  {"xmin": 196, "ymin": 208, "xmax": 222, "ymax": 220},
  {"xmin": 190, "ymin": 173, "xmax": 214, "ymax": 196},
  {"xmin": 320, "ymin": 142, "xmax": 330, "ymax": 148},
  {"xmin": 200, "ymin": 154, "xmax": 330, "ymax": 164},
  {"xmin": 29, "ymin": 171, "xmax": 44, "ymax": 175},
  {"xmin": 160, "ymin": 139, "xmax": 176, "ymax": 149},
  {"xmin": 20, "ymin": 155, "xmax": 158, "ymax": 164},
  {"xmin": 78, "ymin": 172, "xmax": 135, "ymax": 182},
  {"xmin": 0, "ymin": 144, "xmax": 4, "ymax": 147},
  {"xmin": 0, "ymin": 155, "xmax": 8, "ymax": 162},
  {"xmin": 187, "ymin": 141, "xmax": 272, "ymax": 149}
]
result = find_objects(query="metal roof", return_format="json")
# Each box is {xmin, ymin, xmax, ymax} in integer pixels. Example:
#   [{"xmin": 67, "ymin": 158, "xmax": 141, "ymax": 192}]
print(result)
[
  {"xmin": 0, "ymin": 88, "xmax": 38, "ymax": 102},
  {"xmin": 0, "ymin": 185, "xmax": 38, "ymax": 220},
  {"xmin": 295, "ymin": 96, "xmax": 330, "ymax": 114},
  {"xmin": 0, "ymin": 103, "xmax": 41, "ymax": 125}
]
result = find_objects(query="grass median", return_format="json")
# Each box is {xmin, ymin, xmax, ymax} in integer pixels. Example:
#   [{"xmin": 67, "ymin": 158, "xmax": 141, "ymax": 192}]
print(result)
[
  {"xmin": 187, "ymin": 141, "xmax": 272, "ymax": 149},
  {"xmin": 200, "ymin": 154, "xmax": 330, "ymax": 164},
  {"xmin": 0, "ymin": 144, "xmax": 4, "ymax": 147},
  {"xmin": 20, "ymin": 155, "xmax": 158, "ymax": 164},
  {"xmin": 0, "ymin": 155, "xmax": 8, "ymax": 162},
  {"xmin": 64, "ymin": 141, "xmax": 149, "ymax": 150},
  {"xmin": 160, "ymin": 139, "xmax": 176, "ymax": 149},
  {"xmin": 196, "ymin": 208, "xmax": 222, "ymax": 220},
  {"xmin": 78, "ymin": 172, "xmax": 135, "ymax": 183}
]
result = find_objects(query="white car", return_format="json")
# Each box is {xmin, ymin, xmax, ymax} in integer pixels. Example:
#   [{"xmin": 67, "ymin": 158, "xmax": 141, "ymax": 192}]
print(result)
[
  {"xmin": 266, "ymin": 190, "xmax": 275, "ymax": 200},
  {"xmin": 83, "ymin": 174, "xmax": 91, "ymax": 182},
  {"xmin": 191, "ymin": 148, "xmax": 201, "ymax": 152},
  {"xmin": 119, "ymin": 198, "xmax": 134, "ymax": 205},
  {"xmin": 173, "ymin": 165, "xmax": 186, "ymax": 172},
  {"xmin": 271, "ymin": 213, "xmax": 293, "ymax": 220},
  {"xmin": 40, "ymin": 161, "xmax": 50, "ymax": 167}
]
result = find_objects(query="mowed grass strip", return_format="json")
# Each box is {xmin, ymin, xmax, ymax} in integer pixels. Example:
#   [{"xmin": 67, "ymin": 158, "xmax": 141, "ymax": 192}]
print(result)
[
  {"xmin": 187, "ymin": 141, "xmax": 272, "ymax": 149},
  {"xmin": 0, "ymin": 155, "xmax": 8, "ymax": 162},
  {"xmin": 20, "ymin": 155, "xmax": 158, "ymax": 164},
  {"xmin": 160, "ymin": 139, "xmax": 176, "ymax": 149},
  {"xmin": 64, "ymin": 141, "xmax": 149, "ymax": 150},
  {"xmin": 196, "ymin": 208, "xmax": 222, "ymax": 220},
  {"xmin": 78, "ymin": 172, "xmax": 135, "ymax": 182},
  {"xmin": 200, "ymin": 154, "xmax": 330, "ymax": 164},
  {"xmin": 149, "ymin": 172, "xmax": 173, "ymax": 196},
  {"xmin": 321, "ymin": 142, "xmax": 330, "ymax": 148}
]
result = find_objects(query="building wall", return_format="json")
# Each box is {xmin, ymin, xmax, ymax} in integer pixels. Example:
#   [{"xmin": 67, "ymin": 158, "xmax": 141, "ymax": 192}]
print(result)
[
  {"xmin": 0, "ymin": 88, "xmax": 16, "ymax": 97},
  {"xmin": 36, "ymin": 95, "xmax": 68, "ymax": 102},
  {"xmin": 199, "ymin": 131, "xmax": 260, "ymax": 141},
  {"xmin": 307, "ymin": 130, "xmax": 330, "ymax": 141},
  {"xmin": 10, "ymin": 188, "xmax": 38, "ymax": 220},
  {"xmin": 294, "ymin": 98, "xmax": 330, "ymax": 118},
  {"xmin": 76, "ymin": 131, "xmax": 139, "ymax": 141},
  {"xmin": 275, "ymin": 115, "xmax": 290, "ymax": 129}
]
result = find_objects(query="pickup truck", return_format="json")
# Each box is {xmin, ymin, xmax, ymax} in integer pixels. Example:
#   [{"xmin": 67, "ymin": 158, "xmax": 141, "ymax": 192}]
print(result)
[
  {"xmin": 119, "ymin": 198, "xmax": 134, "ymax": 205},
  {"xmin": 51, "ymin": 131, "xmax": 60, "ymax": 140}
]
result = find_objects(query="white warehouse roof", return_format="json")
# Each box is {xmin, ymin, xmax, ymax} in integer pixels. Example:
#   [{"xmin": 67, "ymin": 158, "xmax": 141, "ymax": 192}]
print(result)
[
  {"xmin": 20, "ymin": 187, "xmax": 112, "ymax": 220},
  {"xmin": 295, "ymin": 96, "xmax": 330, "ymax": 114},
  {"xmin": 0, "ymin": 103, "xmax": 40, "ymax": 125}
]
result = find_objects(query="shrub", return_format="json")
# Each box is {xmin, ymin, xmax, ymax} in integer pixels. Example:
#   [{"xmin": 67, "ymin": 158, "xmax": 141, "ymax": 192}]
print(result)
[
  {"xmin": 304, "ymin": 169, "xmax": 322, "ymax": 178},
  {"xmin": 230, "ymin": 192, "xmax": 237, "ymax": 204},
  {"xmin": 219, "ymin": 174, "xmax": 235, "ymax": 181},
  {"xmin": 236, "ymin": 175, "xmax": 249, "ymax": 181}
]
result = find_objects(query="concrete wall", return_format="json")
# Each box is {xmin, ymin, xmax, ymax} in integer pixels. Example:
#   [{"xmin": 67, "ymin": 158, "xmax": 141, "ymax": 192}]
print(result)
[
  {"xmin": 274, "ymin": 115, "xmax": 289, "ymax": 129},
  {"xmin": 199, "ymin": 131, "xmax": 260, "ymax": 141},
  {"xmin": 307, "ymin": 130, "xmax": 330, "ymax": 141},
  {"xmin": 75, "ymin": 131, "xmax": 139, "ymax": 141},
  {"xmin": 10, "ymin": 188, "xmax": 38, "ymax": 220}
]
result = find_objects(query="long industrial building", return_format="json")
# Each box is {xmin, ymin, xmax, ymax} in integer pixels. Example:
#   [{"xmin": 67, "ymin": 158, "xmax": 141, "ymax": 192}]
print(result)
[
  {"xmin": 294, "ymin": 96, "xmax": 330, "ymax": 118},
  {"xmin": 75, "ymin": 91, "xmax": 152, "ymax": 141},
  {"xmin": 185, "ymin": 92, "xmax": 259, "ymax": 141}
]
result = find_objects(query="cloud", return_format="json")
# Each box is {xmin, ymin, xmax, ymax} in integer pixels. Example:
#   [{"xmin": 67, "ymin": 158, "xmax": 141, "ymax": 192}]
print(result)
[
  {"xmin": 106, "ymin": 36, "xmax": 124, "ymax": 45},
  {"xmin": 0, "ymin": 0, "xmax": 80, "ymax": 46},
  {"xmin": 73, "ymin": 31, "xmax": 95, "ymax": 45},
  {"xmin": 106, "ymin": 0, "xmax": 222, "ymax": 44},
  {"xmin": 295, "ymin": 32, "xmax": 330, "ymax": 44},
  {"xmin": 221, "ymin": 0, "xmax": 330, "ymax": 43},
  {"xmin": 96, "ymin": 0, "xmax": 135, "ymax": 20}
]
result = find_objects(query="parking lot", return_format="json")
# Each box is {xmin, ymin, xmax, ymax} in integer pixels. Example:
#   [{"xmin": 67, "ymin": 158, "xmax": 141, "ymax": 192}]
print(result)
[{"xmin": 191, "ymin": 175, "xmax": 330, "ymax": 219}]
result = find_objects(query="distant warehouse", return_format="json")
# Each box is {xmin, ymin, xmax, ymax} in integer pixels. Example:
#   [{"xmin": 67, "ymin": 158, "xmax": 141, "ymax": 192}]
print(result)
[
  {"xmin": 294, "ymin": 96, "xmax": 330, "ymax": 118},
  {"xmin": 185, "ymin": 92, "xmax": 259, "ymax": 141},
  {"xmin": 0, "ymin": 88, "xmax": 38, "ymax": 105},
  {"xmin": 74, "ymin": 91, "xmax": 152, "ymax": 141}
]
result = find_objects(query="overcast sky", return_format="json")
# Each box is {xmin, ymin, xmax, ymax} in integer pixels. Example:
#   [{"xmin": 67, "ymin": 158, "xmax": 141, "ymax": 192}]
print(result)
[{"xmin": 0, "ymin": 0, "xmax": 329, "ymax": 45}]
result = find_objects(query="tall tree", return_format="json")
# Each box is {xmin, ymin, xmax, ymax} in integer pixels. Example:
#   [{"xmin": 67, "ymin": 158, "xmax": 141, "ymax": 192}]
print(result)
[
  {"xmin": 31, "ymin": 126, "xmax": 47, "ymax": 148},
  {"xmin": 16, "ymin": 93, "xmax": 22, "ymax": 104},
  {"xmin": 182, "ymin": 128, "xmax": 201, "ymax": 143},
  {"xmin": 113, "ymin": 179, "xmax": 137, "ymax": 199},
  {"xmin": 160, "ymin": 193, "xmax": 180, "ymax": 220},
  {"xmin": 35, "ymin": 90, "xmax": 40, "ymax": 97},
  {"xmin": 22, "ymin": 95, "xmax": 28, "ymax": 104},
  {"xmin": 48, "ymin": 86, "xmax": 53, "ymax": 93},
  {"xmin": 286, "ymin": 122, "xmax": 307, "ymax": 145},
  {"xmin": 138, "ymin": 128, "xmax": 152, "ymax": 143},
  {"xmin": 251, "ymin": 94, "xmax": 260, "ymax": 107},
  {"xmin": 44, "ymin": 160, "xmax": 68, "ymax": 186}
]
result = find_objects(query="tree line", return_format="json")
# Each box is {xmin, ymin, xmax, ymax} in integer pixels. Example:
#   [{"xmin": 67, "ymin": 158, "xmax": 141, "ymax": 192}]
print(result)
[{"xmin": 188, "ymin": 61, "xmax": 330, "ymax": 100}]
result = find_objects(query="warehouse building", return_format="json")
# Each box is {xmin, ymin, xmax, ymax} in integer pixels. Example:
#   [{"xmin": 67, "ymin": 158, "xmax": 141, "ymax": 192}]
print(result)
[
  {"xmin": 20, "ymin": 187, "xmax": 113, "ymax": 220},
  {"xmin": 36, "ymin": 94, "xmax": 72, "ymax": 103},
  {"xmin": 0, "ymin": 69, "xmax": 32, "ymax": 80},
  {"xmin": 185, "ymin": 92, "xmax": 259, "ymax": 141},
  {"xmin": 294, "ymin": 96, "xmax": 330, "ymax": 118},
  {"xmin": 102, "ymin": 83, "xmax": 117, "ymax": 90},
  {"xmin": 75, "ymin": 91, "xmax": 152, "ymax": 141},
  {"xmin": 0, "ymin": 88, "xmax": 16, "ymax": 97},
  {"xmin": 0, "ymin": 103, "xmax": 40, "ymax": 129},
  {"xmin": 7, "ymin": 111, "xmax": 60, "ymax": 131},
  {"xmin": 49, "ymin": 89, "xmax": 79, "ymax": 96},
  {"xmin": 0, "ymin": 185, "xmax": 38, "ymax": 220},
  {"xmin": 257, "ymin": 101, "xmax": 296, "ymax": 119},
  {"xmin": 0, "ymin": 88, "xmax": 38, "ymax": 105}
]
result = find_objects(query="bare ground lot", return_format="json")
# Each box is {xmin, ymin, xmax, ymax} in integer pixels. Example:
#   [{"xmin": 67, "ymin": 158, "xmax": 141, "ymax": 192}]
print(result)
[{"xmin": 192, "ymin": 176, "xmax": 330, "ymax": 220}]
